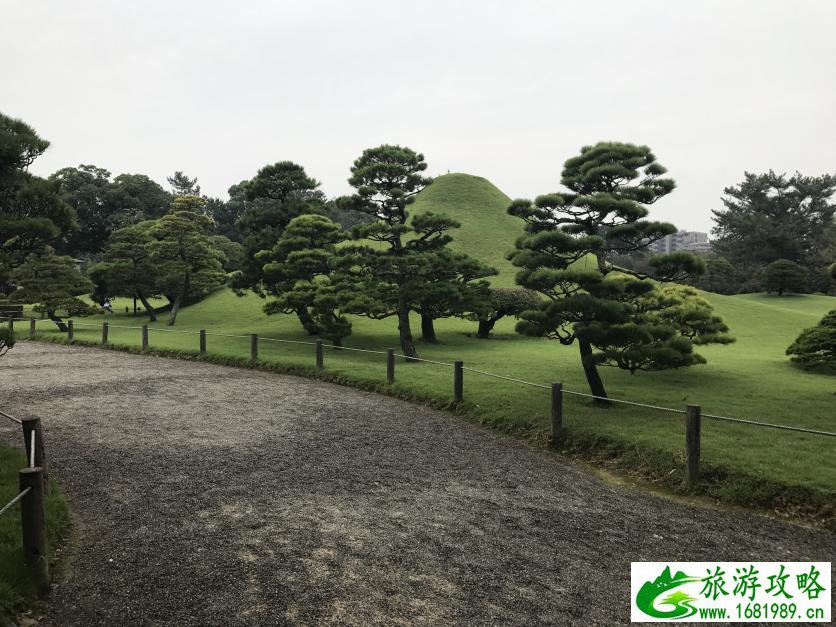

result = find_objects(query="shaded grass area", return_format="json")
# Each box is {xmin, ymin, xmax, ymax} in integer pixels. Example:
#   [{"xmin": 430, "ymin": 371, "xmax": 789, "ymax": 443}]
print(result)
[
  {"xmin": 15, "ymin": 288, "xmax": 836, "ymax": 522},
  {"xmin": 0, "ymin": 444, "xmax": 70, "ymax": 623}
]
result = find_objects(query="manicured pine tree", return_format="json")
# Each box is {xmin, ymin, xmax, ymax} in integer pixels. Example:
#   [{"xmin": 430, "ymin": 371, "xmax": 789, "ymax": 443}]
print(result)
[
  {"xmin": 761, "ymin": 259, "xmax": 809, "ymax": 295},
  {"xmin": 786, "ymin": 309, "xmax": 835, "ymax": 370},
  {"xmin": 146, "ymin": 195, "xmax": 226, "ymax": 325},
  {"xmin": 338, "ymin": 145, "xmax": 493, "ymax": 358},
  {"xmin": 231, "ymin": 162, "xmax": 326, "ymax": 326},
  {"xmin": 261, "ymin": 214, "xmax": 352, "ymax": 345},
  {"xmin": 508, "ymin": 142, "xmax": 716, "ymax": 399}
]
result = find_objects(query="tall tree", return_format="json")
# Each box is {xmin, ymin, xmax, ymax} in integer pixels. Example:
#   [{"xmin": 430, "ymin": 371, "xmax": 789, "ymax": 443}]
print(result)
[
  {"xmin": 338, "ymin": 145, "xmax": 491, "ymax": 356},
  {"xmin": 711, "ymin": 171, "xmax": 835, "ymax": 286},
  {"xmin": 50, "ymin": 164, "xmax": 118, "ymax": 256},
  {"xmin": 0, "ymin": 112, "xmax": 77, "ymax": 297},
  {"xmin": 87, "ymin": 221, "xmax": 161, "ymax": 320},
  {"xmin": 109, "ymin": 173, "xmax": 172, "ymax": 223},
  {"xmin": 167, "ymin": 171, "xmax": 200, "ymax": 197},
  {"xmin": 231, "ymin": 163, "xmax": 325, "ymax": 310},
  {"xmin": 146, "ymin": 196, "xmax": 225, "ymax": 325},
  {"xmin": 508, "ymin": 142, "xmax": 714, "ymax": 398}
]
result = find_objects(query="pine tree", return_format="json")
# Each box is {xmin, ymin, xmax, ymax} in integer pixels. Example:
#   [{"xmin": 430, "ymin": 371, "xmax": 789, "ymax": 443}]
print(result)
[
  {"xmin": 786, "ymin": 310, "xmax": 836, "ymax": 370},
  {"xmin": 338, "ymin": 145, "xmax": 493, "ymax": 357},
  {"xmin": 508, "ymin": 142, "xmax": 717, "ymax": 398}
]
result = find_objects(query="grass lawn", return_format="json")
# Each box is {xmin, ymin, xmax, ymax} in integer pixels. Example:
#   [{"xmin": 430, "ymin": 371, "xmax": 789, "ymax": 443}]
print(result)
[
  {"xmin": 14, "ymin": 287, "xmax": 835, "ymax": 518},
  {"xmin": 0, "ymin": 443, "xmax": 69, "ymax": 622}
]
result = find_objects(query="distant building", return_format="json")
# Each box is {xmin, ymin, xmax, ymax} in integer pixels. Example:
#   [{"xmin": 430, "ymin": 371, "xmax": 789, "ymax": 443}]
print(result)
[
  {"xmin": 71, "ymin": 258, "xmax": 87, "ymax": 272},
  {"xmin": 648, "ymin": 230, "xmax": 711, "ymax": 254}
]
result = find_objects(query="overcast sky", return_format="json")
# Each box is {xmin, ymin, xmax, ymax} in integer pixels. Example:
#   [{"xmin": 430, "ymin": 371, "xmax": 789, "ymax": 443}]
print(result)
[{"xmin": 3, "ymin": 0, "xmax": 835, "ymax": 232}]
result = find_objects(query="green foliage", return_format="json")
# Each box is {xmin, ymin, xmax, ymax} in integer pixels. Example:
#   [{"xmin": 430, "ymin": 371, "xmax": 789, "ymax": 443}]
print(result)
[
  {"xmin": 711, "ymin": 171, "xmax": 836, "ymax": 292},
  {"xmin": 261, "ymin": 214, "xmax": 351, "ymax": 343},
  {"xmin": 146, "ymin": 200, "xmax": 226, "ymax": 325},
  {"xmin": 761, "ymin": 259, "xmax": 809, "ymax": 295},
  {"xmin": 337, "ymin": 145, "xmax": 495, "ymax": 355},
  {"xmin": 49, "ymin": 165, "xmax": 119, "ymax": 256},
  {"xmin": 0, "ymin": 112, "xmax": 76, "ymax": 292},
  {"xmin": 786, "ymin": 310, "xmax": 836, "ymax": 371},
  {"xmin": 109, "ymin": 173, "xmax": 172, "ymax": 222},
  {"xmin": 167, "ymin": 170, "xmax": 200, "ymax": 196},
  {"xmin": 11, "ymin": 253, "xmax": 96, "ymax": 326},
  {"xmin": 508, "ymin": 142, "xmax": 717, "ymax": 397},
  {"xmin": 232, "ymin": 164, "xmax": 325, "ymax": 296},
  {"xmin": 474, "ymin": 287, "xmax": 541, "ymax": 338}
]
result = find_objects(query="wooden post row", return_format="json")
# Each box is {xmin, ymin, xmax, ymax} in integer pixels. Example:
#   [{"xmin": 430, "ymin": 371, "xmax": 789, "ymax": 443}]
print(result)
[
  {"xmin": 19, "ymin": 467, "xmax": 49, "ymax": 596},
  {"xmin": 386, "ymin": 349, "xmax": 395, "ymax": 385},
  {"xmin": 550, "ymin": 382, "xmax": 563, "ymax": 443},
  {"xmin": 685, "ymin": 404, "xmax": 701, "ymax": 488},
  {"xmin": 453, "ymin": 360, "xmax": 463, "ymax": 404}
]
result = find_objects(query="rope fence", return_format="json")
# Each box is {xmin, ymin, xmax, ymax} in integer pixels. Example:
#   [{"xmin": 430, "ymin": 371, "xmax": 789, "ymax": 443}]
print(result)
[
  {"xmin": 6, "ymin": 314, "xmax": 834, "ymax": 439},
  {"xmin": 0, "ymin": 406, "xmax": 50, "ymax": 595}
]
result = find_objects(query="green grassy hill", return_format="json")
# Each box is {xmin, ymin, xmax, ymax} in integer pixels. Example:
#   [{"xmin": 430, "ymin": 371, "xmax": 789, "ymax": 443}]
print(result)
[{"xmin": 411, "ymin": 173, "xmax": 523, "ymax": 286}]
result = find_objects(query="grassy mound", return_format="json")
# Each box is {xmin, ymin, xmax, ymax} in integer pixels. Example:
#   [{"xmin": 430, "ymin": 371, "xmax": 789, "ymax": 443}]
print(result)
[{"xmin": 411, "ymin": 173, "xmax": 523, "ymax": 286}]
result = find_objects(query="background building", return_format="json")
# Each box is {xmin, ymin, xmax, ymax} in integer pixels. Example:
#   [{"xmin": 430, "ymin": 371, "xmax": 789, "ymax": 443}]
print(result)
[{"xmin": 649, "ymin": 230, "xmax": 711, "ymax": 254}]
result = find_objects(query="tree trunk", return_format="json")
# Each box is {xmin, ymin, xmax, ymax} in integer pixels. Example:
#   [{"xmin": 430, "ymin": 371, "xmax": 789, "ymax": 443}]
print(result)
[
  {"xmin": 296, "ymin": 307, "xmax": 319, "ymax": 335},
  {"xmin": 578, "ymin": 336, "xmax": 609, "ymax": 402},
  {"xmin": 167, "ymin": 273, "xmax": 190, "ymax": 326},
  {"xmin": 420, "ymin": 312, "xmax": 437, "ymax": 343},
  {"xmin": 397, "ymin": 308, "xmax": 418, "ymax": 360},
  {"xmin": 476, "ymin": 317, "xmax": 498, "ymax": 339},
  {"xmin": 47, "ymin": 310, "xmax": 68, "ymax": 333},
  {"xmin": 133, "ymin": 296, "xmax": 138, "ymax": 313},
  {"xmin": 136, "ymin": 291, "xmax": 157, "ymax": 322}
]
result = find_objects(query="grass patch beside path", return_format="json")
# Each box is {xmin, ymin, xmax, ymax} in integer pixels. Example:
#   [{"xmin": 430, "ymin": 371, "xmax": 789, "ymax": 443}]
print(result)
[
  {"xmin": 15, "ymin": 288, "xmax": 836, "ymax": 525},
  {"xmin": 0, "ymin": 443, "xmax": 70, "ymax": 623}
]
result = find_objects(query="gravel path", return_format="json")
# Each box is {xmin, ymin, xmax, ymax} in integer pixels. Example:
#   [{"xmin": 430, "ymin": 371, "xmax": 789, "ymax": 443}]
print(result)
[{"xmin": 1, "ymin": 342, "xmax": 832, "ymax": 626}]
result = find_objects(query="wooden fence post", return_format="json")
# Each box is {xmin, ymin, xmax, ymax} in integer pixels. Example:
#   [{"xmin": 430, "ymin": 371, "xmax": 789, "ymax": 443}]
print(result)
[
  {"xmin": 19, "ymin": 467, "xmax": 49, "ymax": 596},
  {"xmin": 453, "ymin": 360, "xmax": 463, "ymax": 405},
  {"xmin": 386, "ymin": 349, "xmax": 395, "ymax": 384},
  {"xmin": 21, "ymin": 417, "xmax": 47, "ymax": 483},
  {"xmin": 315, "ymin": 340, "xmax": 324, "ymax": 370},
  {"xmin": 7, "ymin": 316, "xmax": 13, "ymax": 336},
  {"xmin": 550, "ymin": 382, "xmax": 563, "ymax": 443},
  {"xmin": 199, "ymin": 329, "xmax": 206, "ymax": 355},
  {"xmin": 29, "ymin": 317, "xmax": 36, "ymax": 338},
  {"xmin": 67, "ymin": 320, "xmax": 73, "ymax": 341},
  {"xmin": 685, "ymin": 404, "xmax": 701, "ymax": 488},
  {"xmin": 141, "ymin": 325, "xmax": 148, "ymax": 352},
  {"xmin": 250, "ymin": 334, "xmax": 258, "ymax": 361},
  {"xmin": 102, "ymin": 322, "xmax": 109, "ymax": 344}
]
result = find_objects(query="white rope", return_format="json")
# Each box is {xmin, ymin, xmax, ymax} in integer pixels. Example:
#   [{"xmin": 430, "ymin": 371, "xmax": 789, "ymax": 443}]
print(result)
[
  {"xmin": 392, "ymin": 354, "xmax": 456, "ymax": 367},
  {"xmin": 0, "ymin": 487, "xmax": 31, "ymax": 517},
  {"xmin": 0, "ymin": 409, "xmax": 22, "ymax": 425},
  {"xmin": 461, "ymin": 367, "xmax": 550, "ymax": 389},
  {"xmin": 322, "ymin": 344, "xmax": 388, "ymax": 355},
  {"xmin": 702, "ymin": 413, "xmax": 836, "ymax": 437},
  {"xmin": 562, "ymin": 389, "xmax": 686, "ymax": 414}
]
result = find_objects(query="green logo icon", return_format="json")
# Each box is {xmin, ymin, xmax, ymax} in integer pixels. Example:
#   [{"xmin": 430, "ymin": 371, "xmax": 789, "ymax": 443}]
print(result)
[{"xmin": 636, "ymin": 566, "xmax": 701, "ymax": 620}]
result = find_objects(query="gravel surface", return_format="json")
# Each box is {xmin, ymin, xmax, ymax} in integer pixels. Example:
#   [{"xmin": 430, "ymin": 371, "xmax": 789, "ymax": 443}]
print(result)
[{"xmin": 1, "ymin": 342, "xmax": 833, "ymax": 626}]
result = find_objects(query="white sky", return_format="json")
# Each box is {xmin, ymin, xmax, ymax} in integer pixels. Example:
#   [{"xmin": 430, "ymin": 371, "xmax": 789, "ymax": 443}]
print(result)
[{"xmin": 3, "ymin": 0, "xmax": 835, "ymax": 232}]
